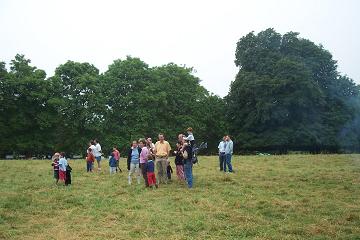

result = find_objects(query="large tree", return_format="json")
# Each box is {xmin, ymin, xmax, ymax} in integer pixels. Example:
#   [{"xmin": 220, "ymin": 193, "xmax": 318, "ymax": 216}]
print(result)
[{"xmin": 227, "ymin": 29, "xmax": 360, "ymax": 152}]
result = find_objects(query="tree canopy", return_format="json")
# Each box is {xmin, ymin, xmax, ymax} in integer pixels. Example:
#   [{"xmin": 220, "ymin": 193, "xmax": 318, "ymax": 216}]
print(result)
[
  {"xmin": 0, "ymin": 29, "xmax": 359, "ymax": 157},
  {"xmin": 227, "ymin": 28, "xmax": 360, "ymax": 153}
]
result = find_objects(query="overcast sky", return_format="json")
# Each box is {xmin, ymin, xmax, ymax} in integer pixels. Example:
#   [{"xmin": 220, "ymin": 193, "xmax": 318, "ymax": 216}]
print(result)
[{"xmin": 1, "ymin": 0, "xmax": 359, "ymax": 97}]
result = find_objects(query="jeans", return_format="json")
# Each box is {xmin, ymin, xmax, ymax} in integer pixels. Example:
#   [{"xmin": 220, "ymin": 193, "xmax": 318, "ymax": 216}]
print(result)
[
  {"xmin": 219, "ymin": 152, "xmax": 226, "ymax": 171},
  {"xmin": 184, "ymin": 161, "xmax": 193, "ymax": 188},
  {"xmin": 109, "ymin": 167, "xmax": 116, "ymax": 174},
  {"xmin": 86, "ymin": 161, "xmax": 93, "ymax": 172},
  {"xmin": 155, "ymin": 157, "xmax": 168, "ymax": 184},
  {"xmin": 128, "ymin": 163, "xmax": 140, "ymax": 184},
  {"xmin": 224, "ymin": 154, "xmax": 233, "ymax": 172}
]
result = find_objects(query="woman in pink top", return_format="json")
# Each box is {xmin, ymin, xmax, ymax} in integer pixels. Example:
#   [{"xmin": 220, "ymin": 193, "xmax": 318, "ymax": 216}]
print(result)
[{"xmin": 139, "ymin": 139, "xmax": 149, "ymax": 187}]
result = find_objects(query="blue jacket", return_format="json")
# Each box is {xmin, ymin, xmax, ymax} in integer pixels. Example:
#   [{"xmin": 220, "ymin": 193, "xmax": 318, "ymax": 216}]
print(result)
[
  {"xmin": 146, "ymin": 160, "xmax": 155, "ymax": 173},
  {"xmin": 109, "ymin": 156, "xmax": 117, "ymax": 167}
]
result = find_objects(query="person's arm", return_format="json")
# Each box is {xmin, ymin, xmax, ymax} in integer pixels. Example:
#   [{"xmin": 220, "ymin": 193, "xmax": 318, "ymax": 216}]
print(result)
[{"xmin": 127, "ymin": 149, "xmax": 131, "ymax": 170}]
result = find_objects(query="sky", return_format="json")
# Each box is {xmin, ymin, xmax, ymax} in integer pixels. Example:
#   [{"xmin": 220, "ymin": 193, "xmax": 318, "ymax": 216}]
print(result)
[{"xmin": 0, "ymin": 0, "xmax": 359, "ymax": 97}]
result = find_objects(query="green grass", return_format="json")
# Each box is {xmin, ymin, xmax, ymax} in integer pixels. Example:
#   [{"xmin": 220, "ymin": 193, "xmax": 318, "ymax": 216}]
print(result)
[{"xmin": 0, "ymin": 155, "xmax": 359, "ymax": 240}]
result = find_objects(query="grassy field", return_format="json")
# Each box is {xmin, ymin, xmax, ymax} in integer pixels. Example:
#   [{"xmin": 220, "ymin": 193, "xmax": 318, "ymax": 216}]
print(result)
[{"xmin": 0, "ymin": 155, "xmax": 359, "ymax": 240}]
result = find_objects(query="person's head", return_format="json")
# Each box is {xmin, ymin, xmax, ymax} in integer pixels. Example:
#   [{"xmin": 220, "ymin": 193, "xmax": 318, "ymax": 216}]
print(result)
[
  {"xmin": 132, "ymin": 140, "xmax": 138, "ymax": 148},
  {"xmin": 178, "ymin": 134, "xmax": 184, "ymax": 142},
  {"xmin": 146, "ymin": 137, "xmax": 152, "ymax": 144},
  {"xmin": 94, "ymin": 139, "xmax": 98, "ymax": 144},
  {"xmin": 90, "ymin": 140, "xmax": 95, "ymax": 145},
  {"xmin": 139, "ymin": 138, "xmax": 146, "ymax": 148},
  {"xmin": 223, "ymin": 136, "xmax": 226, "ymax": 141},
  {"xmin": 60, "ymin": 152, "xmax": 65, "ymax": 157},
  {"xmin": 226, "ymin": 135, "xmax": 231, "ymax": 141},
  {"xmin": 186, "ymin": 127, "xmax": 193, "ymax": 135},
  {"xmin": 158, "ymin": 133, "xmax": 165, "ymax": 142}
]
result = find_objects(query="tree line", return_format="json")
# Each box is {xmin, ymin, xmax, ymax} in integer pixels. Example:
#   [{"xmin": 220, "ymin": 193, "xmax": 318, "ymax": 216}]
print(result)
[{"xmin": 0, "ymin": 28, "xmax": 359, "ymax": 157}]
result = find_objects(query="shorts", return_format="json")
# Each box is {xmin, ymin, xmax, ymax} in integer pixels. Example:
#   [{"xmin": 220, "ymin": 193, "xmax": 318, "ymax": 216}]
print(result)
[
  {"xmin": 95, "ymin": 156, "xmax": 101, "ymax": 163},
  {"xmin": 54, "ymin": 170, "xmax": 59, "ymax": 180}
]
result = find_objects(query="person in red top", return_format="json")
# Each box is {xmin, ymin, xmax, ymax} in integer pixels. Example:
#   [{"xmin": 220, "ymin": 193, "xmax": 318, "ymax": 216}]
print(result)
[
  {"xmin": 113, "ymin": 146, "xmax": 122, "ymax": 172},
  {"xmin": 86, "ymin": 148, "xmax": 95, "ymax": 172}
]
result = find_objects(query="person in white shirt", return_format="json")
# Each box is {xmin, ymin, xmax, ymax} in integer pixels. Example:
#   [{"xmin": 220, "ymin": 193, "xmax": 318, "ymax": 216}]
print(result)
[
  {"xmin": 93, "ymin": 139, "xmax": 102, "ymax": 171},
  {"xmin": 58, "ymin": 152, "xmax": 68, "ymax": 185},
  {"xmin": 183, "ymin": 127, "xmax": 195, "ymax": 147},
  {"xmin": 224, "ymin": 135, "xmax": 234, "ymax": 173},
  {"xmin": 218, "ymin": 136, "xmax": 227, "ymax": 171}
]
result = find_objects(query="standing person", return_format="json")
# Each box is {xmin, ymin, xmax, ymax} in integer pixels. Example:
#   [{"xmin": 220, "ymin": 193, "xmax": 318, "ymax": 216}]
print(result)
[
  {"xmin": 183, "ymin": 127, "xmax": 195, "ymax": 147},
  {"xmin": 86, "ymin": 148, "xmax": 95, "ymax": 172},
  {"xmin": 218, "ymin": 136, "xmax": 227, "ymax": 171},
  {"xmin": 154, "ymin": 133, "xmax": 171, "ymax": 184},
  {"xmin": 182, "ymin": 140, "xmax": 193, "ymax": 188},
  {"xmin": 88, "ymin": 140, "xmax": 96, "ymax": 171},
  {"xmin": 127, "ymin": 140, "xmax": 141, "ymax": 185},
  {"xmin": 146, "ymin": 158, "xmax": 157, "ymax": 189},
  {"xmin": 224, "ymin": 135, "xmax": 234, "ymax": 173},
  {"xmin": 109, "ymin": 152, "xmax": 117, "ymax": 175},
  {"xmin": 146, "ymin": 137, "xmax": 155, "ymax": 152},
  {"xmin": 51, "ymin": 152, "xmax": 60, "ymax": 184},
  {"xmin": 174, "ymin": 142, "xmax": 185, "ymax": 181},
  {"xmin": 93, "ymin": 139, "xmax": 102, "ymax": 171},
  {"xmin": 113, "ymin": 146, "xmax": 121, "ymax": 172},
  {"xmin": 139, "ymin": 139, "xmax": 149, "ymax": 187},
  {"xmin": 167, "ymin": 160, "xmax": 173, "ymax": 181},
  {"xmin": 58, "ymin": 152, "xmax": 68, "ymax": 186}
]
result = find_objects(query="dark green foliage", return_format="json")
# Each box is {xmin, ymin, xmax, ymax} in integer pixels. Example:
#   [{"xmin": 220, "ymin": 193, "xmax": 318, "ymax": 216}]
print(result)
[
  {"xmin": 228, "ymin": 28, "xmax": 360, "ymax": 153},
  {"xmin": 0, "ymin": 29, "xmax": 359, "ymax": 155},
  {"xmin": 0, "ymin": 56, "xmax": 227, "ymax": 156}
]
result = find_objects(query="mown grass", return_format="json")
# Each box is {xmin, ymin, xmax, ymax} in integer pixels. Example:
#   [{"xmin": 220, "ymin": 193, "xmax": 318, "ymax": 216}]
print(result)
[{"xmin": 0, "ymin": 155, "xmax": 359, "ymax": 240}]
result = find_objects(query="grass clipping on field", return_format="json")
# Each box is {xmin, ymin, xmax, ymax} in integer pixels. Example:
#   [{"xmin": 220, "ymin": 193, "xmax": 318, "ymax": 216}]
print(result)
[{"xmin": 0, "ymin": 155, "xmax": 359, "ymax": 240}]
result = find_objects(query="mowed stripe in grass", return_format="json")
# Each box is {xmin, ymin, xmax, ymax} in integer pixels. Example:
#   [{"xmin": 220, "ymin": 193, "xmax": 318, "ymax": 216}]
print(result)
[{"xmin": 0, "ymin": 155, "xmax": 359, "ymax": 240}]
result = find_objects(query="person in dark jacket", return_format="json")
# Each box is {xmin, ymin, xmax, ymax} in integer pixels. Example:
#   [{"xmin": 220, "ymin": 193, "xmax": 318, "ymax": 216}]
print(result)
[
  {"xmin": 65, "ymin": 164, "xmax": 72, "ymax": 186},
  {"xmin": 127, "ymin": 140, "xmax": 142, "ymax": 185},
  {"xmin": 182, "ymin": 141, "xmax": 193, "ymax": 188},
  {"xmin": 174, "ymin": 142, "xmax": 185, "ymax": 180}
]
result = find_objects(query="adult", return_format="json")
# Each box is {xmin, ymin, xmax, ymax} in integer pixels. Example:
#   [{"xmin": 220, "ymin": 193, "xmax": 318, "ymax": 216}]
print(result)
[
  {"xmin": 182, "ymin": 140, "xmax": 193, "ymax": 188},
  {"xmin": 218, "ymin": 136, "xmax": 226, "ymax": 171},
  {"xmin": 154, "ymin": 133, "xmax": 171, "ymax": 184},
  {"xmin": 127, "ymin": 140, "xmax": 142, "ymax": 185},
  {"xmin": 146, "ymin": 137, "xmax": 155, "ymax": 152},
  {"xmin": 139, "ymin": 139, "xmax": 149, "ymax": 187},
  {"xmin": 93, "ymin": 139, "xmax": 102, "ymax": 171},
  {"xmin": 183, "ymin": 127, "xmax": 195, "ymax": 147},
  {"xmin": 224, "ymin": 135, "xmax": 234, "ymax": 173}
]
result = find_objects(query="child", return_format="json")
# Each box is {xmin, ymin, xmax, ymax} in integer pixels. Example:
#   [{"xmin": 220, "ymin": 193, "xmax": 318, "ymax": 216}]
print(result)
[
  {"xmin": 146, "ymin": 158, "xmax": 157, "ymax": 188},
  {"xmin": 109, "ymin": 152, "xmax": 117, "ymax": 175},
  {"xmin": 58, "ymin": 152, "xmax": 68, "ymax": 186},
  {"xmin": 174, "ymin": 142, "xmax": 185, "ymax": 181},
  {"xmin": 113, "ymin": 146, "xmax": 122, "ymax": 172},
  {"xmin": 65, "ymin": 164, "xmax": 72, "ymax": 186},
  {"xmin": 167, "ymin": 160, "xmax": 173, "ymax": 180},
  {"xmin": 86, "ymin": 148, "xmax": 95, "ymax": 172},
  {"xmin": 51, "ymin": 152, "xmax": 60, "ymax": 184}
]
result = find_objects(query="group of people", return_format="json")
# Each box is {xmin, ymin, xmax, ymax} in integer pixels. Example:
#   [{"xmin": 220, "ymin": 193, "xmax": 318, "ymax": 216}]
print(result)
[
  {"xmin": 82, "ymin": 128, "xmax": 196, "ymax": 189},
  {"xmin": 51, "ymin": 128, "xmax": 235, "ymax": 189},
  {"xmin": 218, "ymin": 135, "xmax": 234, "ymax": 172},
  {"xmin": 51, "ymin": 152, "xmax": 72, "ymax": 186}
]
